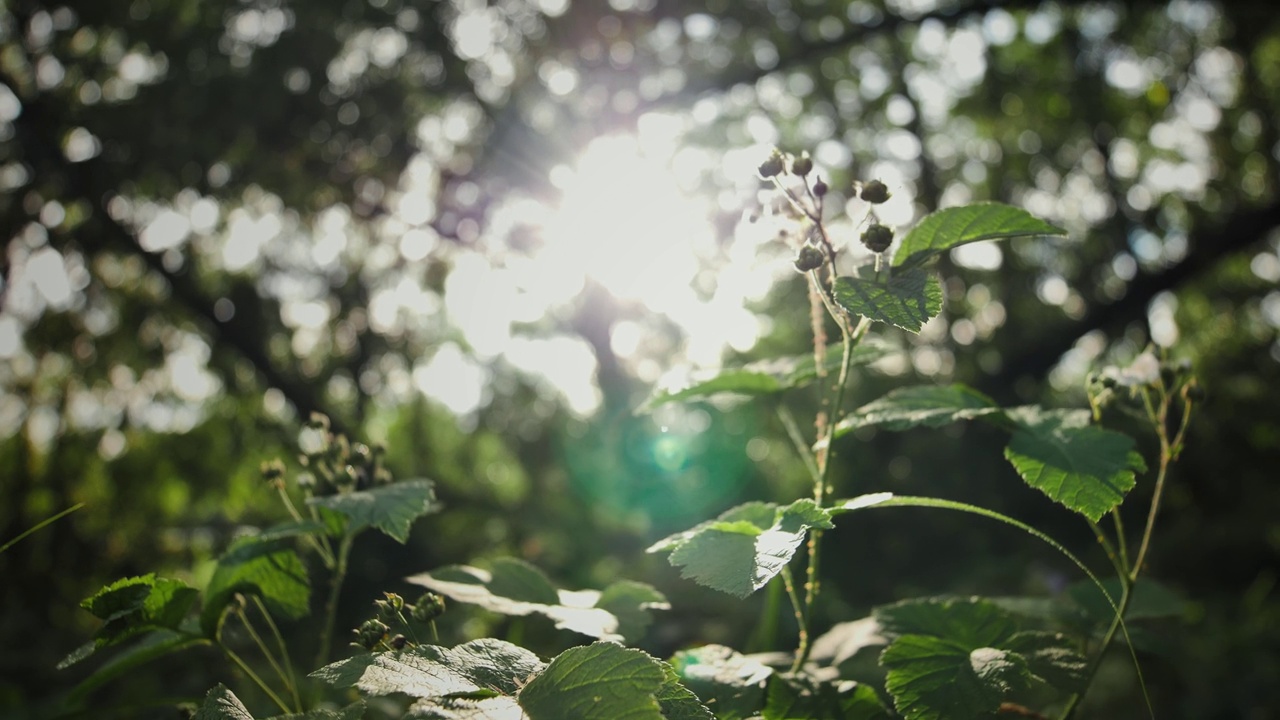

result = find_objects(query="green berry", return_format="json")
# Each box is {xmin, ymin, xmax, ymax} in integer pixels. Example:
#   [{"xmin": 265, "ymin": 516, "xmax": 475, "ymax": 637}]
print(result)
[
  {"xmin": 861, "ymin": 224, "xmax": 894, "ymax": 253},
  {"xmin": 757, "ymin": 152, "xmax": 785, "ymax": 179},
  {"xmin": 860, "ymin": 180, "xmax": 891, "ymax": 204},
  {"xmin": 411, "ymin": 592, "xmax": 447, "ymax": 623},
  {"xmin": 794, "ymin": 245, "xmax": 826, "ymax": 272},
  {"xmin": 791, "ymin": 155, "xmax": 813, "ymax": 177}
]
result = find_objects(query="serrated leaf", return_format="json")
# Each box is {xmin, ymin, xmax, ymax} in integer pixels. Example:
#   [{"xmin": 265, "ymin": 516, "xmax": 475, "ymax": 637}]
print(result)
[
  {"xmin": 597, "ymin": 581, "xmax": 672, "ymax": 643},
  {"xmin": 307, "ymin": 479, "xmax": 438, "ymax": 543},
  {"xmin": 875, "ymin": 598, "xmax": 1087, "ymax": 719},
  {"xmin": 832, "ymin": 268, "xmax": 942, "ymax": 333},
  {"xmin": 201, "ymin": 537, "xmax": 309, "ymax": 637},
  {"xmin": 835, "ymin": 384, "xmax": 1002, "ymax": 436},
  {"xmin": 656, "ymin": 662, "xmax": 716, "ymax": 720},
  {"xmin": 409, "ymin": 696, "xmax": 526, "ymax": 720},
  {"xmin": 194, "ymin": 684, "xmax": 255, "ymax": 720},
  {"xmin": 311, "ymin": 638, "xmax": 545, "ymax": 698},
  {"xmin": 669, "ymin": 645, "xmax": 770, "ymax": 720},
  {"xmin": 1003, "ymin": 408, "xmax": 1147, "ymax": 523},
  {"xmin": 67, "ymin": 628, "xmax": 206, "ymax": 700},
  {"xmin": 639, "ymin": 340, "xmax": 895, "ymax": 413},
  {"xmin": 881, "ymin": 636, "xmax": 1018, "ymax": 720},
  {"xmin": 267, "ymin": 701, "xmax": 366, "ymax": 720},
  {"xmin": 649, "ymin": 500, "xmax": 833, "ymax": 598},
  {"xmin": 874, "ymin": 597, "xmax": 1017, "ymax": 648},
  {"xmin": 407, "ymin": 559, "xmax": 666, "ymax": 643},
  {"xmin": 61, "ymin": 575, "xmax": 199, "ymax": 668},
  {"xmin": 809, "ymin": 617, "xmax": 887, "ymax": 666},
  {"xmin": 1066, "ymin": 578, "xmax": 1186, "ymax": 625},
  {"xmin": 892, "ymin": 203, "xmax": 1066, "ymax": 270},
  {"xmin": 1004, "ymin": 632, "xmax": 1087, "ymax": 693},
  {"xmin": 763, "ymin": 675, "xmax": 890, "ymax": 720},
  {"xmin": 518, "ymin": 642, "xmax": 667, "ymax": 720}
]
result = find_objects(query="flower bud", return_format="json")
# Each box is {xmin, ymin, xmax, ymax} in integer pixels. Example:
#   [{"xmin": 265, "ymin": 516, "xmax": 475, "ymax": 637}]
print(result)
[
  {"xmin": 791, "ymin": 155, "xmax": 813, "ymax": 177},
  {"xmin": 757, "ymin": 151, "xmax": 785, "ymax": 179},
  {"xmin": 860, "ymin": 180, "xmax": 891, "ymax": 204},
  {"xmin": 260, "ymin": 459, "xmax": 286, "ymax": 484},
  {"xmin": 411, "ymin": 592, "xmax": 447, "ymax": 623},
  {"xmin": 861, "ymin": 223, "xmax": 894, "ymax": 253},
  {"xmin": 794, "ymin": 245, "xmax": 826, "ymax": 272},
  {"xmin": 354, "ymin": 619, "xmax": 389, "ymax": 650}
]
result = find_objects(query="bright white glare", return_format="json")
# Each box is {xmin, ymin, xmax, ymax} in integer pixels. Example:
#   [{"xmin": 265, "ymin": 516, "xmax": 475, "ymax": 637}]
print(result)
[
  {"xmin": 540, "ymin": 134, "xmax": 713, "ymax": 303},
  {"xmin": 414, "ymin": 342, "xmax": 488, "ymax": 416}
]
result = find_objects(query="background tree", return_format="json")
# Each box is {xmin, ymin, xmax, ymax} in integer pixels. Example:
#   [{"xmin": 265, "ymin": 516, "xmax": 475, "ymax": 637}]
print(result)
[{"xmin": 1, "ymin": 0, "xmax": 1276, "ymax": 717}]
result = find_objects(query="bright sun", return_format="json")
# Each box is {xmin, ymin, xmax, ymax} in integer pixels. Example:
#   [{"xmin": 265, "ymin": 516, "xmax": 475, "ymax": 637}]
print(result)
[{"xmin": 539, "ymin": 134, "xmax": 713, "ymax": 307}]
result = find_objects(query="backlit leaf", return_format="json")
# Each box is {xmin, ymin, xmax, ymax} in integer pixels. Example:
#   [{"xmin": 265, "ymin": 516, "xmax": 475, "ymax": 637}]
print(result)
[
  {"xmin": 892, "ymin": 204, "xmax": 1066, "ymax": 270},
  {"xmin": 311, "ymin": 638, "xmax": 545, "ymax": 699},
  {"xmin": 518, "ymin": 642, "xmax": 668, "ymax": 720},
  {"xmin": 201, "ymin": 537, "xmax": 309, "ymax": 637},
  {"xmin": 194, "ymin": 684, "xmax": 254, "ymax": 720},
  {"xmin": 834, "ymin": 384, "xmax": 1002, "ymax": 436},
  {"xmin": 307, "ymin": 479, "xmax": 438, "ymax": 543},
  {"xmin": 406, "ymin": 558, "xmax": 667, "ymax": 643},
  {"xmin": 60, "ymin": 574, "xmax": 199, "ymax": 668},
  {"xmin": 832, "ymin": 267, "xmax": 942, "ymax": 333},
  {"xmin": 670, "ymin": 644, "xmax": 771, "ymax": 720},
  {"xmin": 649, "ymin": 500, "xmax": 834, "ymax": 598},
  {"xmin": 1003, "ymin": 408, "xmax": 1147, "ymax": 522}
]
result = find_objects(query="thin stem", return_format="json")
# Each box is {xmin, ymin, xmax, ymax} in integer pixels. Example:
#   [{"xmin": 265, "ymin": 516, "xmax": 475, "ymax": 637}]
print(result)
[
  {"xmin": 251, "ymin": 595, "xmax": 302, "ymax": 712},
  {"xmin": 316, "ymin": 532, "xmax": 354, "ymax": 668},
  {"xmin": 777, "ymin": 404, "xmax": 822, "ymax": 487},
  {"xmin": 0, "ymin": 502, "xmax": 85, "ymax": 555},
  {"xmin": 1057, "ymin": 583, "xmax": 1133, "ymax": 719},
  {"xmin": 1110, "ymin": 508, "xmax": 1130, "ymax": 572},
  {"xmin": 220, "ymin": 642, "xmax": 291, "ymax": 715},
  {"xmin": 781, "ymin": 566, "xmax": 808, "ymax": 670},
  {"xmin": 277, "ymin": 486, "xmax": 334, "ymax": 567},
  {"xmin": 235, "ymin": 603, "xmax": 296, "ymax": 710},
  {"xmin": 1085, "ymin": 521, "xmax": 1127, "ymax": 581}
]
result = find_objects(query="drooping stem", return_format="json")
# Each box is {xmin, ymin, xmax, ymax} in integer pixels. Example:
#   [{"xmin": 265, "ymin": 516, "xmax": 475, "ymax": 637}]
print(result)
[
  {"xmin": 235, "ymin": 602, "xmax": 298, "ymax": 711},
  {"xmin": 316, "ymin": 532, "xmax": 354, "ymax": 668},
  {"xmin": 1060, "ymin": 385, "xmax": 1192, "ymax": 719},
  {"xmin": 220, "ymin": 642, "xmax": 291, "ymax": 714},
  {"xmin": 251, "ymin": 595, "xmax": 302, "ymax": 712}
]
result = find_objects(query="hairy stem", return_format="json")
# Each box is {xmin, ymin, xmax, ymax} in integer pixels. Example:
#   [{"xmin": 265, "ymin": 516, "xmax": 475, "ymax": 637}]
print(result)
[
  {"xmin": 235, "ymin": 603, "xmax": 297, "ymax": 711},
  {"xmin": 252, "ymin": 595, "xmax": 302, "ymax": 711},
  {"xmin": 220, "ymin": 642, "xmax": 291, "ymax": 714},
  {"xmin": 316, "ymin": 532, "xmax": 354, "ymax": 668}
]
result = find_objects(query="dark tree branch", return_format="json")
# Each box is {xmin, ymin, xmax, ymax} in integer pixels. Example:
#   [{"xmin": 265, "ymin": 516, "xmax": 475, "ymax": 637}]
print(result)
[
  {"xmin": 3, "ymin": 71, "xmax": 350, "ymax": 435},
  {"xmin": 979, "ymin": 199, "xmax": 1280, "ymax": 400}
]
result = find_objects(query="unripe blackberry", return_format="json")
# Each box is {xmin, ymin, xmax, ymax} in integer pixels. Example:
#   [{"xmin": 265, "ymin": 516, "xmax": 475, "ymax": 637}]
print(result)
[
  {"xmin": 411, "ymin": 592, "xmax": 447, "ymax": 623},
  {"xmin": 757, "ymin": 152, "xmax": 785, "ymax": 179},
  {"xmin": 813, "ymin": 179, "xmax": 828, "ymax": 197},
  {"xmin": 791, "ymin": 155, "xmax": 813, "ymax": 177},
  {"xmin": 794, "ymin": 245, "xmax": 826, "ymax": 272},
  {"xmin": 861, "ymin": 224, "xmax": 894, "ymax": 253},
  {"xmin": 860, "ymin": 180, "xmax": 891, "ymax": 204},
  {"xmin": 354, "ymin": 619, "xmax": 389, "ymax": 650},
  {"xmin": 389, "ymin": 634, "xmax": 408, "ymax": 650}
]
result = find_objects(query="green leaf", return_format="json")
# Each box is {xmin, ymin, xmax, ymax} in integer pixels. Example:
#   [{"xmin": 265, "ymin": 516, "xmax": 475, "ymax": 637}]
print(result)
[
  {"xmin": 649, "ymin": 500, "xmax": 833, "ymax": 598},
  {"xmin": 669, "ymin": 645, "xmax": 771, "ymax": 720},
  {"xmin": 809, "ymin": 617, "xmax": 887, "ymax": 666},
  {"xmin": 763, "ymin": 675, "xmax": 890, "ymax": 720},
  {"xmin": 834, "ymin": 384, "xmax": 1002, "ymax": 436},
  {"xmin": 194, "ymin": 684, "xmax": 255, "ymax": 720},
  {"xmin": 1003, "ymin": 408, "xmax": 1147, "ymax": 523},
  {"xmin": 518, "ymin": 642, "xmax": 668, "ymax": 720},
  {"xmin": 406, "ymin": 558, "xmax": 667, "ymax": 643},
  {"xmin": 311, "ymin": 638, "xmax": 545, "ymax": 698},
  {"xmin": 201, "ymin": 537, "xmax": 310, "ymax": 637},
  {"xmin": 655, "ymin": 662, "xmax": 716, "ymax": 720},
  {"xmin": 639, "ymin": 340, "xmax": 895, "ymax": 413},
  {"xmin": 892, "ymin": 203, "xmax": 1066, "ymax": 270},
  {"xmin": 875, "ymin": 597, "xmax": 1017, "ymax": 649},
  {"xmin": 832, "ymin": 267, "xmax": 942, "ymax": 333},
  {"xmin": 267, "ymin": 701, "xmax": 366, "ymax": 720},
  {"xmin": 596, "ymin": 580, "xmax": 673, "ymax": 644},
  {"xmin": 307, "ymin": 479, "xmax": 438, "ymax": 543},
  {"xmin": 881, "ymin": 636, "xmax": 1020, "ymax": 720},
  {"xmin": 68, "ymin": 627, "xmax": 206, "ymax": 701},
  {"xmin": 874, "ymin": 598, "xmax": 1088, "ymax": 718},
  {"xmin": 408, "ymin": 696, "xmax": 526, "ymax": 719},
  {"xmin": 1004, "ymin": 632, "xmax": 1087, "ymax": 693},
  {"xmin": 60, "ymin": 574, "xmax": 199, "ymax": 668},
  {"xmin": 1066, "ymin": 578, "xmax": 1186, "ymax": 625}
]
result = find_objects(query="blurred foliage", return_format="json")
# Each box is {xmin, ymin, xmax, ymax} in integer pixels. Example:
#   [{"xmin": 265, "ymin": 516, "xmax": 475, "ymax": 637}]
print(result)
[{"xmin": 1, "ymin": 0, "xmax": 1278, "ymax": 718}]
